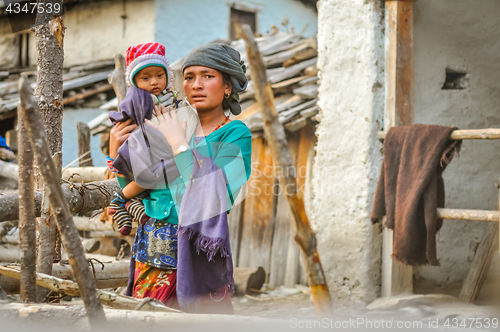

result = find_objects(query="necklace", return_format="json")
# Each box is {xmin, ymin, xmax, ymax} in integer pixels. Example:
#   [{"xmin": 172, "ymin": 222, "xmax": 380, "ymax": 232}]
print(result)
[{"xmin": 212, "ymin": 115, "xmax": 230, "ymax": 133}]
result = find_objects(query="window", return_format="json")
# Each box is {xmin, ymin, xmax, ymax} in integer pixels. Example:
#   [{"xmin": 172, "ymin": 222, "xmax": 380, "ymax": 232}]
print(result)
[{"xmin": 230, "ymin": 7, "xmax": 256, "ymax": 40}]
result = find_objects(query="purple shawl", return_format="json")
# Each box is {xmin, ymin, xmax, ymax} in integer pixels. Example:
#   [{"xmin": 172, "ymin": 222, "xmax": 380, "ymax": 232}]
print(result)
[
  {"xmin": 176, "ymin": 148, "xmax": 233, "ymax": 312},
  {"xmin": 109, "ymin": 86, "xmax": 153, "ymax": 126}
]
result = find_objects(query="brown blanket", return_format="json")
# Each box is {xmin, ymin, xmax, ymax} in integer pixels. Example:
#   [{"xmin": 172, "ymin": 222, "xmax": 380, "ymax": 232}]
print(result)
[{"xmin": 371, "ymin": 124, "xmax": 462, "ymax": 266}]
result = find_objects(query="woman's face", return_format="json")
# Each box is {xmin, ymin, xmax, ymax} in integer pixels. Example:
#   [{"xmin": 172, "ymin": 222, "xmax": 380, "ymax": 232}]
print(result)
[{"xmin": 183, "ymin": 66, "xmax": 230, "ymax": 112}]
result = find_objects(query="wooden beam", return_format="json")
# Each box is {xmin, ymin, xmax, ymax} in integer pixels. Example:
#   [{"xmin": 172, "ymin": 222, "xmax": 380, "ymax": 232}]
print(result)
[
  {"xmin": 378, "ymin": 128, "xmax": 500, "ymax": 140},
  {"xmin": 242, "ymin": 25, "xmax": 332, "ymax": 316},
  {"xmin": 385, "ymin": 0, "xmax": 414, "ymax": 127},
  {"xmin": 62, "ymin": 84, "xmax": 112, "ymax": 105},
  {"xmin": 437, "ymin": 208, "xmax": 499, "ymax": 222},
  {"xmin": 382, "ymin": 0, "xmax": 415, "ymax": 297}
]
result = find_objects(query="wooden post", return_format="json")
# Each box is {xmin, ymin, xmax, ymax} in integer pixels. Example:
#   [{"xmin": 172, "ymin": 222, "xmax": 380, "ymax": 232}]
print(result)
[
  {"xmin": 18, "ymin": 75, "xmax": 106, "ymax": 326},
  {"xmin": 385, "ymin": 0, "xmax": 414, "ymax": 127},
  {"xmin": 101, "ymin": 54, "xmax": 127, "ymax": 223},
  {"xmin": 242, "ymin": 25, "xmax": 332, "ymax": 316},
  {"xmin": 17, "ymin": 110, "xmax": 37, "ymax": 303},
  {"xmin": 77, "ymin": 122, "xmax": 93, "ymax": 167},
  {"xmin": 382, "ymin": 0, "xmax": 415, "ymax": 297},
  {"xmin": 108, "ymin": 54, "xmax": 128, "ymax": 103},
  {"xmin": 33, "ymin": 0, "xmax": 65, "ymax": 291},
  {"xmin": 458, "ymin": 221, "xmax": 499, "ymax": 303},
  {"xmin": 458, "ymin": 179, "xmax": 500, "ymax": 303}
]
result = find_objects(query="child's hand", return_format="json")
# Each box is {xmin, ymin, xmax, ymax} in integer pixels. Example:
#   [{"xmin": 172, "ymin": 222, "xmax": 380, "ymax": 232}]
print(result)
[
  {"xmin": 109, "ymin": 119, "xmax": 137, "ymax": 158},
  {"xmin": 146, "ymin": 104, "xmax": 188, "ymax": 152}
]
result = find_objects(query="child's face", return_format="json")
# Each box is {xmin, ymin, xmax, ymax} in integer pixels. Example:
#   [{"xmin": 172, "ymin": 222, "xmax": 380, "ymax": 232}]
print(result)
[{"xmin": 134, "ymin": 66, "xmax": 167, "ymax": 95}]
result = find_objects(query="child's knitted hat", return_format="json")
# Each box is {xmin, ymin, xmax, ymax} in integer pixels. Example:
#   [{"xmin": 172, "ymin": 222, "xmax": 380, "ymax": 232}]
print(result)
[{"xmin": 125, "ymin": 42, "xmax": 174, "ymax": 89}]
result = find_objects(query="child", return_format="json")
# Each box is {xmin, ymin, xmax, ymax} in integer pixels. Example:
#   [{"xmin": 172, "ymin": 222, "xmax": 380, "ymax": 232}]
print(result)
[{"xmin": 108, "ymin": 42, "xmax": 175, "ymax": 235}]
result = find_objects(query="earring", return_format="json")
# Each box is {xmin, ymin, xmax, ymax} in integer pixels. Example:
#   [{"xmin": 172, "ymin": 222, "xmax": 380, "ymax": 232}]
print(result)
[{"xmin": 224, "ymin": 91, "xmax": 231, "ymax": 99}]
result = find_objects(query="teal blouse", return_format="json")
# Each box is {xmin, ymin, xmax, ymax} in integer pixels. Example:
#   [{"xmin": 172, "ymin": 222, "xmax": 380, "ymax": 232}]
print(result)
[{"xmin": 137, "ymin": 120, "xmax": 252, "ymax": 224}]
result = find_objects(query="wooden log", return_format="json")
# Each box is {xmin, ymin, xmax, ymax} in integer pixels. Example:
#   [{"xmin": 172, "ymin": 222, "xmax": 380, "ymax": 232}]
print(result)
[
  {"xmin": 0, "ymin": 147, "xmax": 15, "ymax": 161},
  {"xmin": 268, "ymin": 58, "xmax": 317, "ymax": 84},
  {"xmin": 271, "ymin": 74, "xmax": 313, "ymax": 90},
  {"xmin": 17, "ymin": 110, "xmax": 36, "ymax": 302},
  {"xmin": 108, "ymin": 54, "xmax": 127, "ymax": 103},
  {"xmin": 264, "ymin": 39, "xmax": 317, "ymax": 68},
  {"xmin": 63, "ymin": 71, "xmax": 113, "ymax": 91},
  {"xmin": 1, "ymin": 260, "xmax": 130, "ymax": 294},
  {"xmin": 0, "ymin": 303, "xmax": 289, "ymax": 328},
  {"xmin": 0, "ymin": 178, "xmax": 120, "ymax": 223},
  {"xmin": 62, "ymin": 167, "xmax": 107, "ymax": 183},
  {"xmin": 0, "ymin": 159, "xmax": 18, "ymax": 181},
  {"xmin": 233, "ymin": 267, "xmax": 266, "ymax": 296},
  {"xmin": 18, "ymin": 75, "xmax": 106, "ymax": 323},
  {"xmin": 63, "ymin": 84, "xmax": 113, "ymax": 105},
  {"xmin": 0, "ymin": 244, "xmax": 21, "ymax": 262},
  {"xmin": 293, "ymin": 84, "xmax": 318, "ymax": 100},
  {"xmin": 284, "ymin": 117, "xmax": 308, "ymax": 133},
  {"xmin": 459, "ymin": 222, "xmax": 499, "ymax": 303},
  {"xmin": 0, "ymin": 265, "xmax": 179, "ymax": 313},
  {"xmin": 77, "ymin": 122, "xmax": 93, "ymax": 167},
  {"xmin": 242, "ymin": 25, "xmax": 332, "ymax": 316},
  {"xmin": 378, "ymin": 128, "xmax": 500, "ymax": 141},
  {"xmin": 283, "ymin": 47, "xmax": 318, "ymax": 68}
]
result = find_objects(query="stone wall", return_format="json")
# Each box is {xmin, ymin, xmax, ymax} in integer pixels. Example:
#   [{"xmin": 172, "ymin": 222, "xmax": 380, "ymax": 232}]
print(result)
[
  {"xmin": 314, "ymin": 0, "xmax": 385, "ymax": 307},
  {"xmin": 412, "ymin": 0, "xmax": 500, "ymax": 302}
]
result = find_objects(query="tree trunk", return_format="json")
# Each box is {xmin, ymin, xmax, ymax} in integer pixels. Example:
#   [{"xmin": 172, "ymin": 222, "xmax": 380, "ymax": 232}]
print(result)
[
  {"xmin": 242, "ymin": 25, "xmax": 332, "ymax": 317},
  {"xmin": 33, "ymin": 0, "xmax": 65, "ymax": 296},
  {"xmin": 19, "ymin": 74, "xmax": 107, "ymax": 326},
  {"xmin": 77, "ymin": 122, "xmax": 93, "ymax": 167},
  {"xmin": 17, "ymin": 110, "xmax": 37, "ymax": 303}
]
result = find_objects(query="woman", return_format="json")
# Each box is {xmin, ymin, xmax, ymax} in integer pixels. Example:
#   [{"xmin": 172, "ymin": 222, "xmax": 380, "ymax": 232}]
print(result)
[{"xmin": 109, "ymin": 43, "xmax": 252, "ymax": 314}]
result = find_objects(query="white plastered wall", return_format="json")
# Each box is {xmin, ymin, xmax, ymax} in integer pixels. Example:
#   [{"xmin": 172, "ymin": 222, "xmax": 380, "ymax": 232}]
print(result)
[
  {"xmin": 314, "ymin": 0, "xmax": 385, "ymax": 307},
  {"xmin": 63, "ymin": 0, "xmax": 155, "ymax": 67},
  {"xmin": 412, "ymin": 0, "xmax": 500, "ymax": 302}
]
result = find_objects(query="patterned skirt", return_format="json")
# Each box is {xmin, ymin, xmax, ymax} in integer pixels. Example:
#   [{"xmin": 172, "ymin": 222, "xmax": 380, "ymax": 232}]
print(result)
[{"xmin": 133, "ymin": 261, "xmax": 179, "ymax": 309}]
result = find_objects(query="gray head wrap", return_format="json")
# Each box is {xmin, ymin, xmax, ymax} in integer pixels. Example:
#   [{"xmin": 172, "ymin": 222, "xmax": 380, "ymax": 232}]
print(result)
[{"xmin": 182, "ymin": 43, "xmax": 248, "ymax": 115}]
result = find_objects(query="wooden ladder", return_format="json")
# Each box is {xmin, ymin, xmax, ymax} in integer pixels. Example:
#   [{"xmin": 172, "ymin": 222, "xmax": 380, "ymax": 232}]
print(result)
[{"xmin": 382, "ymin": 0, "xmax": 499, "ymax": 303}]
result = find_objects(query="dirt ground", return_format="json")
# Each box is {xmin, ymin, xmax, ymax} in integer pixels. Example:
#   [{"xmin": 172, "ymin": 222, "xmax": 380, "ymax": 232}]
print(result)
[{"xmin": 232, "ymin": 291, "xmax": 316, "ymax": 319}]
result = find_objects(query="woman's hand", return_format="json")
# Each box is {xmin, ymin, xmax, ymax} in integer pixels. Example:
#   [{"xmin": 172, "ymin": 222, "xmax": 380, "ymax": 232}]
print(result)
[
  {"xmin": 109, "ymin": 118, "xmax": 137, "ymax": 159},
  {"xmin": 146, "ymin": 104, "xmax": 189, "ymax": 152}
]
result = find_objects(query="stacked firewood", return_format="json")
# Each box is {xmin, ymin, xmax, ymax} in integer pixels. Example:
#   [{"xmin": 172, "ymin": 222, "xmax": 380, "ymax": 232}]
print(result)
[
  {"xmin": 230, "ymin": 31, "xmax": 319, "ymax": 132},
  {"xmin": 0, "ymin": 59, "xmax": 115, "ymax": 117}
]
